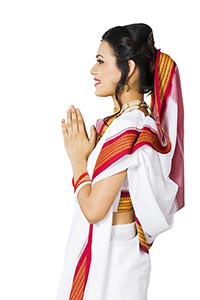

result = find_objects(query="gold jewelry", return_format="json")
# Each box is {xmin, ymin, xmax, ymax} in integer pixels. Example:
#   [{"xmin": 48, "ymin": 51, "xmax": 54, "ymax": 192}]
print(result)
[
  {"xmin": 116, "ymin": 99, "xmax": 149, "ymax": 116},
  {"xmin": 123, "ymin": 83, "xmax": 130, "ymax": 92},
  {"xmin": 113, "ymin": 106, "xmax": 120, "ymax": 114}
]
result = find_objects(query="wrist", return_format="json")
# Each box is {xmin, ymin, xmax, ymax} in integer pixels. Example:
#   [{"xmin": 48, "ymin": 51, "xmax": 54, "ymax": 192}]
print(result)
[
  {"xmin": 71, "ymin": 160, "xmax": 88, "ymax": 181},
  {"xmin": 72, "ymin": 169, "xmax": 91, "ymax": 195}
]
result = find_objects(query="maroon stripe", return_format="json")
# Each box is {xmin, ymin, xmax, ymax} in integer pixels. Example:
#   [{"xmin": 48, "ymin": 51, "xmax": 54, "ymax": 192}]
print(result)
[{"xmin": 120, "ymin": 190, "xmax": 130, "ymax": 197}]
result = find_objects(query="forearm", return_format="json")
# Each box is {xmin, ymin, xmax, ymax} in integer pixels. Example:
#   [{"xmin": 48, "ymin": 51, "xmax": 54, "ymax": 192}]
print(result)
[
  {"xmin": 77, "ymin": 183, "xmax": 108, "ymax": 224},
  {"xmin": 77, "ymin": 185, "xmax": 96, "ymax": 223},
  {"xmin": 71, "ymin": 160, "xmax": 95, "ymax": 223},
  {"xmin": 71, "ymin": 160, "xmax": 88, "ymax": 182},
  {"xmin": 71, "ymin": 163, "xmax": 127, "ymax": 224}
]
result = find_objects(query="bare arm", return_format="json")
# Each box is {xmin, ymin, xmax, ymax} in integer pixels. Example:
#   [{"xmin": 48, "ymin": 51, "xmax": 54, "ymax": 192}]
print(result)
[
  {"xmin": 61, "ymin": 106, "xmax": 126, "ymax": 224},
  {"xmin": 73, "ymin": 161, "xmax": 126, "ymax": 223}
]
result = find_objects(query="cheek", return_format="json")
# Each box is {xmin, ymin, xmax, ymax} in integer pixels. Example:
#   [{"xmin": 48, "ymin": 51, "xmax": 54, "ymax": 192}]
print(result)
[{"xmin": 107, "ymin": 68, "xmax": 121, "ymax": 85}]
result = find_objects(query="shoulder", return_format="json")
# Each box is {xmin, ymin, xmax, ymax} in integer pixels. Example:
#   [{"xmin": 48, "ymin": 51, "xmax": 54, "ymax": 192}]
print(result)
[{"xmin": 114, "ymin": 109, "xmax": 157, "ymax": 132}]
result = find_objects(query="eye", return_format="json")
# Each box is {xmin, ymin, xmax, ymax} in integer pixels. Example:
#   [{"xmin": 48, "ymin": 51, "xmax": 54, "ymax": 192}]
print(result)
[{"xmin": 97, "ymin": 59, "xmax": 104, "ymax": 64}]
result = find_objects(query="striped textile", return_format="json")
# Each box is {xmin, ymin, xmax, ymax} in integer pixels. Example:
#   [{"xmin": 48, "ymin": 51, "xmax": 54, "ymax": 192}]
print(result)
[
  {"xmin": 69, "ymin": 224, "xmax": 93, "ymax": 300},
  {"xmin": 151, "ymin": 50, "xmax": 176, "ymax": 123},
  {"xmin": 117, "ymin": 190, "xmax": 133, "ymax": 212},
  {"xmin": 92, "ymin": 126, "xmax": 171, "ymax": 181},
  {"xmin": 117, "ymin": 191, "xmax": 153, "ymax": 253},
  {"xmin": 135, "ymin": 217, "xmax": 153, "ymax": 253},
  {"xmin": 151, "ymin": 50, "xmax": 184, "ymax": 211}
]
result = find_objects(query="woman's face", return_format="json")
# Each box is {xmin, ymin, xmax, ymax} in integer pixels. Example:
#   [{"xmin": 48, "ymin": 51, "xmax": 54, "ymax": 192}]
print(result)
[{"xmin": 90, "ymin": 40, "xmax": 121, "ymax": 98}]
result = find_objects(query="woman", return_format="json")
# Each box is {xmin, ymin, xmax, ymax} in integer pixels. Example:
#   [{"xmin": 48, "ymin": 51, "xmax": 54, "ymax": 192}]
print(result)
[{"xmin": 58, "ymin": 23, "xmax": 184, "ymax": 300}]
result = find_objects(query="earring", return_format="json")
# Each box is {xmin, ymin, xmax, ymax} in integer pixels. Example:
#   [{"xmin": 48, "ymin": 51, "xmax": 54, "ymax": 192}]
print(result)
[{"xmin": 123, "ymin": 83, "xmax": 130, "ymax": 92}]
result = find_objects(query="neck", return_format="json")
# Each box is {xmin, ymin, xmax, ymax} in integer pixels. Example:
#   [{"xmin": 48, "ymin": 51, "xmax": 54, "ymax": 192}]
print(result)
[{"xmin": 112, "ymin": 90, "xmax": 144, "ymax": 111}]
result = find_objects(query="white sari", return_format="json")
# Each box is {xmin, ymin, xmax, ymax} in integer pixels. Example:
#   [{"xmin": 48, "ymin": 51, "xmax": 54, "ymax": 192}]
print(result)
[{"xmin": 57, "ymin": 58, "xmax": 184, "ymax": 300}]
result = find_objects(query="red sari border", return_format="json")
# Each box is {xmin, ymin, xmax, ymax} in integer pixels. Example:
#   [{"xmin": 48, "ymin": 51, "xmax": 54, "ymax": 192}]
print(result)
[
  {"xmin": 92, "ymin": 126, "xmax": 171, "ymax": 181},
  {"xmin": 69, "ymin": 224, "xmax": 93, "ymax": 300}
]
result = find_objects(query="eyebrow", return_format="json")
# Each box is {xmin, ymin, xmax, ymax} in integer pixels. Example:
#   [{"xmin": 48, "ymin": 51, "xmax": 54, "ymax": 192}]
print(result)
[{"xmin": 96, "ymin": 54, "xmax": 104, "ymax": 59}]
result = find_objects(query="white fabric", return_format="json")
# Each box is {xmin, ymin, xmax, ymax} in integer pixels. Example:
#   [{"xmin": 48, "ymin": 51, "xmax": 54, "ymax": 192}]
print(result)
[
  {"xmin": 104, "ymin": 222, "xmax": 151, "ymax": 300},
  {"xmin": 57, "ymin": 108, "xmax": 178, "ymax": 300}
]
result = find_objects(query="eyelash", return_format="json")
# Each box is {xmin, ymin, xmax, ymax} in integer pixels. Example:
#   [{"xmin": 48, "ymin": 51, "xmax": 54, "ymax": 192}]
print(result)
[{"xmin": 97, "ymin": 59, "xmax": 104, "ymax": 64}]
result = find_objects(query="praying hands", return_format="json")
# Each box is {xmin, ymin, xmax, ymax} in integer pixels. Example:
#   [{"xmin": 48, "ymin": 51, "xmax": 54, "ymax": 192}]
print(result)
[{"xmin": 61, "ymin": 105, "xmax": 97, "ymax": 164}]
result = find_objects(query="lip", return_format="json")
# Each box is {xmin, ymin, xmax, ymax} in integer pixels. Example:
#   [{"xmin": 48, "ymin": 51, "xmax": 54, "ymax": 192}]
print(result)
[{"xmin": 94, "ymin": 77, "xmax": 101, "ymax": 86}]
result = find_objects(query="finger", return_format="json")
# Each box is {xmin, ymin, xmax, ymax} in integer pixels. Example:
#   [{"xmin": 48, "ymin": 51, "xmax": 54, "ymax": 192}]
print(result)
[
  {"xmin": 61, "ymin": 119, "xmax": 68, "ymax": 136},
  {"xmin": 89, "ymin": 125, "xmax": 98, "ymax": 148},
  {"xmin": 76, "ymin": 108, "xmax": 86, "ymax": 133},
  {"xmin": 70, "ymin": 106, "xmax": 78, "ymax": 133},
  {"xmin": 66, "ymin": 109, "xmax": 72, "ymax": 130}
]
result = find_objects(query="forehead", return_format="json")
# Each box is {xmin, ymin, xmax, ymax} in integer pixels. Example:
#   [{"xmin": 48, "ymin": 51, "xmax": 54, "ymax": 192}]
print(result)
[{"xmin": 96, "ymin": 40, "xmax": 115, "ymax": 58}]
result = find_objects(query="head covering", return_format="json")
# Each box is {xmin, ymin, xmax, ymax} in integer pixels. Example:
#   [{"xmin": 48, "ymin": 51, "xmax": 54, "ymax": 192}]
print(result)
[
  {"xmin": 151, "ymin": 49, "xmax": 184, "ymax": 211},
  {"xmin": 95, "ymin": 49, "xmax": 185, "ymax": 212}
]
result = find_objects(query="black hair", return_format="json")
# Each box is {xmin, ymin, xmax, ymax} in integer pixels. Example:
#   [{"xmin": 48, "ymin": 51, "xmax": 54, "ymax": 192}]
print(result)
[{"xmin": 102, "ymin": 23, "xmax": 157, "ymax": 103}]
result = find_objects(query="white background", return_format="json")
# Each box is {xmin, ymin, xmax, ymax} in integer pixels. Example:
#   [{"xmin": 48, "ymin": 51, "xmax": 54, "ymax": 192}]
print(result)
[{"xmin": 0, "ymin": 0, "xmax": 199, "ymax": 299}]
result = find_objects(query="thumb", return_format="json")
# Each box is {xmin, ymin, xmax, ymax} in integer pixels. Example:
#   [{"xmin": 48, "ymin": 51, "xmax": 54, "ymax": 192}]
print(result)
[{"xmin": 89, "ymin": 125, "xmax": 98, "ymax": 147}]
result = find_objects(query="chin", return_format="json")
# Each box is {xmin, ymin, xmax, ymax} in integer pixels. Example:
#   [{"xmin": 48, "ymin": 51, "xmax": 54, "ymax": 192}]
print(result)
[
  {"xmin": 95, "ymin": 90, "xmax": 113, "ymax": 98},
  {"xmin": 95, "ymin": 92, "xmax": 104, "ymax": 97}
]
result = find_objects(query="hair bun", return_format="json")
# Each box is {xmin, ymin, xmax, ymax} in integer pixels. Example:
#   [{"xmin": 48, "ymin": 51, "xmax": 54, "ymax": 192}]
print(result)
[{"xmin": 147, "ymin": 31, "xmax": 155, "ymax": 48}]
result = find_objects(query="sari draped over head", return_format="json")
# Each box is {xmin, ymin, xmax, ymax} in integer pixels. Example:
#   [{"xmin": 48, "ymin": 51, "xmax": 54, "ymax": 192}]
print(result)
[
  {"xmin": 57, "ymin": 50, "xmax": 184, "ymax": 300},
  {"xmin": 151, "ymin": 49, "xmax": 184, "ymax": 211}
]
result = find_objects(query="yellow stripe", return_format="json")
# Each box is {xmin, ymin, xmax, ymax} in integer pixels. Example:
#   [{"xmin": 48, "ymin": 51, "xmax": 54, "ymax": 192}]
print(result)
[
  {"xmin": 159, "ymin": 53, "xmax": 174, "ymax": 103},
  {"xmin": 117, "ymin": 195, "xmax": 133, "ymax": 212},
  {"xmin": 70, "ymin": 256, "xmax": 87, "ymax": 300},
  {"xmin": 95, "ymin": 132, "xmax": 138, "ymax": 170},
  {"xmin": 136, "ymin": 222, "xmax": 151, "ymax": 250}
]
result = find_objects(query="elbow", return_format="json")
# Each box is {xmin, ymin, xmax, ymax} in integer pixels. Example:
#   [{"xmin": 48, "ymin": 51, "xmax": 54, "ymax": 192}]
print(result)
[
  {"xmin": 78, "ymin": 198, "xmax": 108, "ymax": 224},
  {"xmin": 85, "ymin": 213, "xmax": 101, "ymax": 224},
  {"xmin": 83, "ymin": 208, "xmax": 105, "ymax": 224},
  {"xmin": 87, "ymin": 218, "xmax": 98, "ymax": 225}
]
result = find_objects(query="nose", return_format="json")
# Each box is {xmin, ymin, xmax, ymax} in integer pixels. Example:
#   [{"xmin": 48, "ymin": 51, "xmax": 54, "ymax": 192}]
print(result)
[{"xmin": 90, "ymin": 63, "xmax": 97, "ymax": 75}]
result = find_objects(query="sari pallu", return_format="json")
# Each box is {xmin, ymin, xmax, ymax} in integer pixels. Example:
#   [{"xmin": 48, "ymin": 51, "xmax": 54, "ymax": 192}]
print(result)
[{"xmin": 57, "ymin": 55, "xmax": 184, "ymax": 300}]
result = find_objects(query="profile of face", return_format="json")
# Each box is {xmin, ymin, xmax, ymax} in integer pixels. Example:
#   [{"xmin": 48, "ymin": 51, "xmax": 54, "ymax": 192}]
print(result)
[{"xmin": 90, "ymin": 40, "xmax": 121, "ymax": 98}]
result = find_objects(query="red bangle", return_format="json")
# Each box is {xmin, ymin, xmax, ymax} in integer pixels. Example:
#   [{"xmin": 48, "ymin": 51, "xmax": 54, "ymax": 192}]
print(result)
[{"xmin": 72, "ymin": 171, "xmax": 89, "ymax": 191}]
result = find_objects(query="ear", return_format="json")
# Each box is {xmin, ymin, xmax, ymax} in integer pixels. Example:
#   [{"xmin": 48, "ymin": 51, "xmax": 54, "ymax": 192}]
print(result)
[{"xmin": 127, "ymin": 60, "xmax": 136, "ymax": 77}]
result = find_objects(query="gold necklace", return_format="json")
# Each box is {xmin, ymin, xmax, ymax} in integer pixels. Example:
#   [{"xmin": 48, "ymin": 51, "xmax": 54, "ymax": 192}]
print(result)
[{"xmin": 116, "ymin": 99, "xmax": 149, "ymax": 116}]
